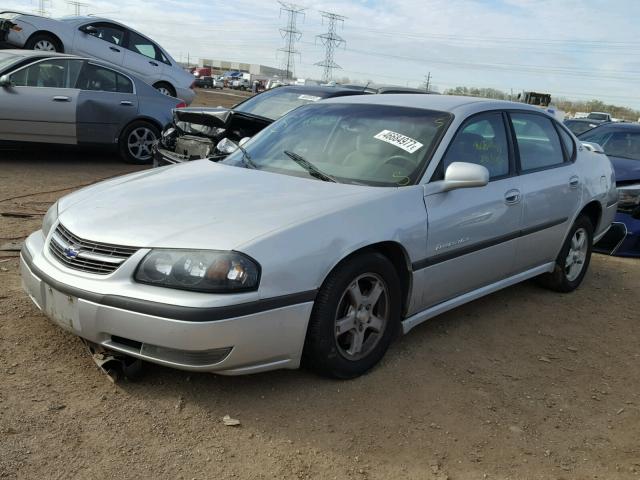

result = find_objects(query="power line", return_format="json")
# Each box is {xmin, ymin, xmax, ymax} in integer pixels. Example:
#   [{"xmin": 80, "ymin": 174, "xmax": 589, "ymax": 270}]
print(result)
[
  {"xmin": 315, "ymin": 11, "xmax": 346, "ymax": 83},
  {"xmin": 35, "ymin": 0, "xmax": 51, "ymax": 16},
  {"xmin": 277, "ymin": 2, "xmax": 305, "ymax": 80},
  {"xmin": 66, "ymin": 1, "xmax": 89, "ymax": 16}
]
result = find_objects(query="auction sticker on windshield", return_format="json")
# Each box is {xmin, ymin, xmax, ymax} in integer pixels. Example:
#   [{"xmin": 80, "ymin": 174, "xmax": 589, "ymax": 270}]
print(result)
[
  {"xmin": 298, "ymin": 95, "xmax": 322, "ymax": 101},
  {"xmin": 374, "ymin": 130, "xmax": 423, "ymax": 154}
]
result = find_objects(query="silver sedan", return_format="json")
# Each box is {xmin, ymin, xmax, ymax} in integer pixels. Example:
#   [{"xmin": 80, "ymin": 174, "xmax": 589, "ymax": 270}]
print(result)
[
  {"xmin": 20, "ymin": 94, "xmax": 617, "ymax": 378},
  {"xmin": 0, "ymin": 50, "xmax": 181, "ymax": 163}
]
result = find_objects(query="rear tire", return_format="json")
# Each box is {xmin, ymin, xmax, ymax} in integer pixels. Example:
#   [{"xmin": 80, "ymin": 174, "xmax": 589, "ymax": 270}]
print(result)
[
  {"xmin": 536, "ymin": 215, "xmax": 593, "ymax": 293},
  {"xmin": 153, "ymin": 82, "xmax": 176, "ymax": 97},
  {"xmin": 303, "ymin": 252, "xmax": 401, "ymax": 379},
  {"xmin": 25, "ymin": 33, "xmax": 62, "ymax": 52},
  {"xmin": 118, "ymin": 120, "xmax": 160, "ymax": 165}
]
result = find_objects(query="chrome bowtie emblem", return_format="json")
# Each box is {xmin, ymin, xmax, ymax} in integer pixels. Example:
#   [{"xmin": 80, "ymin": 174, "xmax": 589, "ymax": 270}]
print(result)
[{"xmin": 63, "ymin": 245, "xmax": 80, "ymax": 258}]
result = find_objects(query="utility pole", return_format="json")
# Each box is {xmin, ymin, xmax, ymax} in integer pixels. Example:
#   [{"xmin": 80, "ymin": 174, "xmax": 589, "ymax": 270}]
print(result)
[
  {"xmin": 35, "ymin": 0, "xmax": 51, "ymax": 16},
  {"xmin": 424, "ymin": 72, "xmax": 431, "ymax": 92},
  {"xmin": 315, "ymin": 11, "xmax": 346, "ymax": 83},
  {"xmin": 277, "ymin": 2, "xmax": 305, "ymax": 81},
  {"xmin": 67, "ymin": 1, "xmax": 89, "ymax": 16}
]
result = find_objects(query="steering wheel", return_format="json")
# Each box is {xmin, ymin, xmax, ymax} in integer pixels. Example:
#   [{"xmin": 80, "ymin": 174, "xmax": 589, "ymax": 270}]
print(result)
[{"xmin": 375, "ymin": 155, "xmax": 416, "ymax": 173}]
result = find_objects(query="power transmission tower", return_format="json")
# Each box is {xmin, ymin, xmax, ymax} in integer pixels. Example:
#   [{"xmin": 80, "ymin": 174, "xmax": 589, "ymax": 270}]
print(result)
[
  {"xmin": 424, "ymin": 72, "xmax": 431, "ymax": 91},
  {"xmin": 315, "ymin": 11, "xmax": 346, "ymax": 83},
  {"xmin": 277, "ymin": 2, "xmax": 305, "ymax": 80},
  {"xmin": 35, "ymin": 0, "xmax": 51, "ymax": 16},
  {"xmin": 67, "ymin": 0, "xmax": 89, "ymax": 15}
]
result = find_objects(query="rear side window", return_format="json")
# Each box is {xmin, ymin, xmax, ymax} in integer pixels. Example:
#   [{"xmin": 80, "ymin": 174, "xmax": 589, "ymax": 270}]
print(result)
[
  {"xmin": 556, "ymin": 125, "xmax": 575, "ymax": 159},
  {"xmin": 76, "ymin": 63, "xmax": 134, "ymax": 93},
  {"xmin": 127, "ymin": 31, "xmax": 163, "ymax": 62},
  {"xmin": 441, "ymin": 112, "xmax": 510, "ymax": 180},
  {"xmin": 511, "ymin": 113, "xmax": 565, "ymax": 171}
]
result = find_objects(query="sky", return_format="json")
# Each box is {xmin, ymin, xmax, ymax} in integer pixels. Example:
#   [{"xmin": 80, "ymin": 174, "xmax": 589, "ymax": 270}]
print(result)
[{"xmin": 5, "ymin": 0, "xmax": 640, "ymax": 109}]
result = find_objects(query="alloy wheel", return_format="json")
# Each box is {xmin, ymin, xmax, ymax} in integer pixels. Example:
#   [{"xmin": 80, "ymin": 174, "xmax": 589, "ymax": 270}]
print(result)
[
  {"xmin": 565, "ymin": 227, "xmax": 588, "ymax": 282},
  {"xmin": 334, "ymin": 273, "xmax": 389, "ymax": 361},
  {"xmin": 127, "ymin": 127, "xmax": 157, "ymax": 161},
  {"xmin": 34, "ymin": 40, "xmax": 56, "ymax": 51}
]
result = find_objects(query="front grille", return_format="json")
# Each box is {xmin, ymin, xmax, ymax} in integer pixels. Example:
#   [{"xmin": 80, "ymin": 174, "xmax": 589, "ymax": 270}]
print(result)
[{"xmin": 48, "ymin": 223, "xmax": 138, "ymax": 275}]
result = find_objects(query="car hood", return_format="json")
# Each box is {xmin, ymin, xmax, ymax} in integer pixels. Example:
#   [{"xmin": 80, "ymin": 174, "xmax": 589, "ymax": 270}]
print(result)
[
  {"xmin": 173, "ymin": 107, "xmax": 272, "ymax": 128},
  {"xmin": 57, "ymin": 161, "xmax": 383, "ymax": 250},
  {"xmin": 609, "ymin": 156, "xmax": 640, "ymax": 184}
]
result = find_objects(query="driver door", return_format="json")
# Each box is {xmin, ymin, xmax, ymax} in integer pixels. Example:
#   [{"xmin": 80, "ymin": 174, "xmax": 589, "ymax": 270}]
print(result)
[{"xmin": 413, "ymin": 112, "xmax": 523, "ymax": 310}]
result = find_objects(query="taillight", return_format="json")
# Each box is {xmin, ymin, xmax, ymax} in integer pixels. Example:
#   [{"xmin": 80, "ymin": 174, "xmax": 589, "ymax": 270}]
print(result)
[{"xmin": 175, "ymin": 102, "xmax": 187, "ymax": 109}]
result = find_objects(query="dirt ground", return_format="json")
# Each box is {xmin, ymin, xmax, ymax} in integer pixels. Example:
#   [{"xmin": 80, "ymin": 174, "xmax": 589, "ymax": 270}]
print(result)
[{"xmin": 1, "ymin": 90, "xmax": 639, "ymax": 480}]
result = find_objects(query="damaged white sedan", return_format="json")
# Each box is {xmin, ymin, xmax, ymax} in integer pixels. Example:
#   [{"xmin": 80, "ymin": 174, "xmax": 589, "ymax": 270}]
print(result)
[{"xmin": 21, "ymin": 94, "xmax": 616, "ymax": 378}]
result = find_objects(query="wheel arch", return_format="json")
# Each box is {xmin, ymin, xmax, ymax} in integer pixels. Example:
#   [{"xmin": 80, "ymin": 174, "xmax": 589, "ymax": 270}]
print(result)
[
  {"xmin": 579, "ymin": 200, "xmax": 603, "ymax": 232},
  {"xmin": 116, "ymin": 116, "xmax": 163, "ymax": 143},
  {"xmin": 26, "ymin": 30, "xmax": 64, "ymax": 52},
  {"xmin": 322, "ymin": 241, "xmax": 413, "ymax": 318},
  {"xmin": 152, "ymin": 81, "xmax": 176, "ymax": 96}
]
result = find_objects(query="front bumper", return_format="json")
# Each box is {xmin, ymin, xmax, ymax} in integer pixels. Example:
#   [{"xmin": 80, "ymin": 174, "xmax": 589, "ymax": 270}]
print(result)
[
  {"xmin": 152, "ymin": 143, "xmax": 188, "ymax": 167},
  {"xmin": 594, "ymin": 211, "xmax": 640, "ymax": 257},
  {"xmin": 20, "ymin": 230, "xmax": 314, "ymax": 375}
]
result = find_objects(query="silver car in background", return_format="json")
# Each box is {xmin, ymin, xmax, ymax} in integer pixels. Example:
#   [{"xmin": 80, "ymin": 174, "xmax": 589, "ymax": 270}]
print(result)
[
  {"xmin": 0, "ymin": 11, "xmax": 195, "ymax": 104},
  {"xmin": 0, "ymin": 50, "xmax": 182, "ymax": 163},
  {"xmin": 20, "ymin": 95, "xmax": 617, "ymax": 378}
]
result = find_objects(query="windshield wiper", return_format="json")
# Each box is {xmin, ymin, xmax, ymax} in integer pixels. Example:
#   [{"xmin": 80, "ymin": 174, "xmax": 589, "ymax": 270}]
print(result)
[
  {"xmin": 237, "ymin": 143, "xmax": 258, "ymax": 169},
  {"xmin": 283, "ymin": 150, "xmax": 337, "ymax": 183}
]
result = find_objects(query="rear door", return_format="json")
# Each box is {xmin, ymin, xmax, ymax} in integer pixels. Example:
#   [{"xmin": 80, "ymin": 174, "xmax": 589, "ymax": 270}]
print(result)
[
  {"xmin": 74, "ymin": 62, "xmax": 138, "ymax": 144},
  {"xmin": 121, "ymin": 30, "xmax": 166, "ymax": 84},
  {"xmin": 509, "ymin": 112, "xmax": 581, "ymax": 271},
  {"xmin": 72, "ymin": 22, "xmax": 126, "ymax": 67},
  {"xmin": 0, "ymin": 58, "xmax": 82, "ymax": 144},
  {"xmin": 415, "ymin": 112, "xmax": 523, "ymax": 309}
]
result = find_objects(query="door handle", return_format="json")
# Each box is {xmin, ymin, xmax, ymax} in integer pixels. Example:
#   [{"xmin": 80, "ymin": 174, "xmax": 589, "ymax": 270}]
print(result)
[
  {"xmin": 149, "ymin": 61, "xmax": 159, "ymax": 66},
  {"xmin": 52, "ymin": 96, "xmax": 71, "ymax": 102},
  {"xmin": 110, "ymin": 46, "xmax": 120, "ymax": 52},
  {"xmin": 120, "ymin": 101, "xmax": 133, "ymax": 106},
  {"xmin": 504, "ymin": 189, "xmax": 521, "ymax": 205},
  {"xmin": 569, "ymin": 176, "xmax": 580, "ymax": 189}
]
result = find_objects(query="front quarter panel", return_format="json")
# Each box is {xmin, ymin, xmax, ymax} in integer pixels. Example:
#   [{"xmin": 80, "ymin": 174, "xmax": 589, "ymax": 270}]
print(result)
[{"xmin": 238, "ymin": 185, "xmax": 429, "ymax": 300}]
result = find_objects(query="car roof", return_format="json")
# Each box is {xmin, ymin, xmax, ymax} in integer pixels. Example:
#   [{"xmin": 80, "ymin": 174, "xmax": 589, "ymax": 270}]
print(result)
[
  {"xmin": 0, "ymin": 49, "xmax": 73, "ymax": 59},
  {"xmin": 583, "ymin": 122, "xmax": 640, "ymax": 132},
  {"xmin": 271, "ymin": 85, "xmax": 369, "ymax": 97},
  {"xmin": 320, "ymin": 93, "xmax": 543, "ymax": 114}
]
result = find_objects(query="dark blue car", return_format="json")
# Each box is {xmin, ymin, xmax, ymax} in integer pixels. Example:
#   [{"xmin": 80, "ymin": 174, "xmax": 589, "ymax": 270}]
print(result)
[{"xmin": 579, "ymin": 123, "xmax": 640, "ymax": 257}]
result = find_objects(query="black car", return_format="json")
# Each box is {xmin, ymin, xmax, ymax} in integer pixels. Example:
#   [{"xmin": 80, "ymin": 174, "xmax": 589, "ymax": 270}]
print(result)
[
  {"xmin": 564, "ymin": 118, "xmax": 605, "ymax": 136},
  {"xmin": 154, "ymin": 84, "xmax": 433, "ymax": 167},
  {"xmin": 193, "ymin": 76, "xmax": 213, "ymax": 89},
  {"xmin": 578, "ymin": 122, "xmax": 640, "ymax": 257}
]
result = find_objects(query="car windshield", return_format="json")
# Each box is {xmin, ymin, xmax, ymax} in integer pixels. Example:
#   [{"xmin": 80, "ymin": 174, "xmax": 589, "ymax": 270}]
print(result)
[
  {"xmin": 564, "ymin": 120, "xmax": 598, "ymax": 136},
  {"xmin": 587, "ymin": 113, "xmax": 608, "ymax": 121},
  {"xmin": 222, "ymin": 103, "xmax": 451, "ymax": 186},
  {"xmin": 580, "ymin": 128, "xmax": 640, "ymax": 161},
  {"xmin": 234, "ymin": 89, "xmax": 344, "ymax": 121}
]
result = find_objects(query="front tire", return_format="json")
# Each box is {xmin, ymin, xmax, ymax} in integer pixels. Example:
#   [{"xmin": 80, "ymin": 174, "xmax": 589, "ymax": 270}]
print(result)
[
  {"xmin": 25, "ymin": 33, "xmax": 62, "ymax": 52},
  {"xmin": 537, "ymin": 215, "xmax": 593, "ymax": 293},
  {"xmin": 118, "ymin": 121, "xmax": 159, "ymax": 164},
  {"xmin": 303, "ymin": 252, "xmax": 401, "ymax": 379}
]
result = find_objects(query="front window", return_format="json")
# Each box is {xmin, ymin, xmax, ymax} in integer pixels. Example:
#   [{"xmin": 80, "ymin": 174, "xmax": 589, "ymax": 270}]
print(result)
[
  {"xmin": 222, "ymin": 103, "xmax": 451, "ymax": 186},
  {"xmin": 234, "ymin": 89, "xmax": 338, "ymax": 120},
  {"xmin": 9, "ymin": 59, "xmax": 82, "ymax": 89},
  {"xmin": 580, "ymin": 129, "xmax": 640, "ymax": 161},
  {"xmin": 84, "ymin": 22, "xmax": 125, "ymax": 46}
]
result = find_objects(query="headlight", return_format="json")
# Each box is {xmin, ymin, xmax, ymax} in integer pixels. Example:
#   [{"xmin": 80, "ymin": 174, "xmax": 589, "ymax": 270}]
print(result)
[
  {"xmin": 617, "ymin": 184, "xmax": 640, "ymax": 213},
  {"xmin": 135, "ymin": 250, "xmax": 260, "ymax": 293},
  {"xmin": 42, "ymin": 202, "xmax": 59, "ymax": 236}
]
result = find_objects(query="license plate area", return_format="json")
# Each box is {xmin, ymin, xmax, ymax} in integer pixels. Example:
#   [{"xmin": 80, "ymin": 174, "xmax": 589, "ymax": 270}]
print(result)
[{"xmin": 44, "ymin": 285, "xmax": 79, "ymax": 332}]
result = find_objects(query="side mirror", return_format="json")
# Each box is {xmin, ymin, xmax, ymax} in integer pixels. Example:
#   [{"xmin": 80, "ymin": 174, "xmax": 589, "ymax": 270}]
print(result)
[
  {"xmin": 441, "ymin": 162, "xmax": 489, "ymax": 192},
  {"xmin": 216, "ymin": 137, "xmax": 239, "ymax": 155},
  {"xmin": 0, "ymin": 75, "xmax": 13, "ymax": 88},
  {"xmin": 80, "ymin": 25, "xmax": 98, "ymax": 34},
  {"xmin": 581, "ymin": 142, "xmax": 605, "ymax": 154}
]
